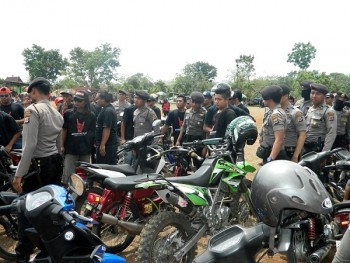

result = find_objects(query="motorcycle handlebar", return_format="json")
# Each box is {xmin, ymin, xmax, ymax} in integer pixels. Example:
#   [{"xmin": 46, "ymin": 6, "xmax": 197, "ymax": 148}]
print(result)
[
  {"xmin": 60, "ymin": 210, "xmax": 75, "ymax": 224},
  {"xmin": 0, "ymin": 204, "xmax": 14, "ymax": 215},
  {"xmin": 190, "ymin": 151, "xmax": 204, "ymax": 162}
]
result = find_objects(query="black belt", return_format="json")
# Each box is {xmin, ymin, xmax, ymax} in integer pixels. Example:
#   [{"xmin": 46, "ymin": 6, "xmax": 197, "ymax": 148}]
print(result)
[{"xmin": 285, "ymin": 146, "xmax": 296, "ymax": 152}]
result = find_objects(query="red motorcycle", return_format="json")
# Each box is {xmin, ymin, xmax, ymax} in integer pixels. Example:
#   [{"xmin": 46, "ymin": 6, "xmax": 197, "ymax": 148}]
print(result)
[{"xmin": 84, "ymin": 173, "xmax": 164, "ymax": 253}]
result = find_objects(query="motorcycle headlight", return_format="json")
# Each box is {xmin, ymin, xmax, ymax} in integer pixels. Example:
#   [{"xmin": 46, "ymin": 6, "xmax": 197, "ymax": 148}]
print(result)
[{"xmin": 26, "ymin": 191, "xmax": 52, "ymax": 211}]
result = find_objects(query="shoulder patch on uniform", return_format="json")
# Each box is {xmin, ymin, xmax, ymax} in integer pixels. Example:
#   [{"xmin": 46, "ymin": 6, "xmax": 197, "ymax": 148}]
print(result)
[
  {"xmin": 24, "ymin": 109, "xmax": 32, "ymax": 124},
  {"xmin": 295, "ymin": 111, "xmax": 303, "ymax": 122},
  {"xmin": 327, "ymin": 112, "xmax": 335, "ymax": 121},
  {"xmin": 271, "ymin": 113, "xmax": 279, "ymax": 124}
]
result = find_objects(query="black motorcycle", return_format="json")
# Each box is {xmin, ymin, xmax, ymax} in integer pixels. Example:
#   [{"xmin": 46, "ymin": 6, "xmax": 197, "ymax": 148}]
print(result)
[{"xmin": 194, "ymin": 160, "xmax": 344, "ymax": 263}]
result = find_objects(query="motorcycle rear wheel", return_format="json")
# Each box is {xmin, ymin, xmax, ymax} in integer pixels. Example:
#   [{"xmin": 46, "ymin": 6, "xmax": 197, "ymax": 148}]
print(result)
[
  {"xmin": 0, "ymin": 215, "xmax": 18, "ymax": 261},
  {"xmin": 92, "ymin": 201, "xmax": 140, "ymax": 253},
  {"xmin": 287, "ymin": 229, "xmax": 310, "ymax": 263},
  {"xmin": 136, "ymin": 211, "xmax": 196, "ymax": 263}
]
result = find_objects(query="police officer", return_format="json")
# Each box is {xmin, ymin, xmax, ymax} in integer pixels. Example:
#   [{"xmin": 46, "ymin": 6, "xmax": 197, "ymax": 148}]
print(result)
[
  {"xmin": 133, "ymin": 90, "xmax": 158, "ymax": 137},
  {"xmin": 113, "ymin": 90, "xmax": 130, "ymax": 122},
  {"xmin": 279, "ymin": 84, "xmax": 306, "ymax": 162},
  {"xmin": 325, "ymin": 92, "xmax": 334, "ymax": 106},
  {"xmin": 177, "ymin": 92, "xmax": 206, "ymax": 168},
  {"xmin": 12, "ymin": 77, "xmax": 64, "ymax": 262},
  {"xmin": 332, "ymin": 92, "xmax": 350, "ymax": 150},
  {"xmin": 304, "ymin": 83, "xmax": 337, "ymax": 153},
  {"xmin": 295, "ymin": 80, "xmax": 313, "ymax": 116},
  {"xmin": 257, "ymin": 85, "xmax": 288, "ymax": 164}
]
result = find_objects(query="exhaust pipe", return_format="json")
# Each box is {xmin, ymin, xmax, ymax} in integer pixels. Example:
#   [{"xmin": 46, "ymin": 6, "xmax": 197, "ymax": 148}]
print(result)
[
  {"xmin": 309, "ymin": 243, "xmax": 332, "ymax": 263},
  {"xmin": 98, "ymin": 213, "xmax": 143, "ymax": 235}
]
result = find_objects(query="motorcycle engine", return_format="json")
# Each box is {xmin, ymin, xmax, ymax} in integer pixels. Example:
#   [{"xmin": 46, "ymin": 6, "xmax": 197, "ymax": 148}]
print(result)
[{"xmin": 210, "ymin": 205, "xmax": 230, "ymax": 231}]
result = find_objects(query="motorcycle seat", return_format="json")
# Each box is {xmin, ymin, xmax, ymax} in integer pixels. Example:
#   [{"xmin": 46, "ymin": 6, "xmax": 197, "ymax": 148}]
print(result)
[
  {"xmin": 93, "ymin": 163, "xmax": 136, "ymax": 175},
  {"xmin": 167, "ymin": 164, "xmax": 213, "ymax": 187},
  {"xmin": 333, "ymin": 200, "xmax": 350, "ymax": 213},
  {"xmin": 103, "ymin": 174, "xmax": 161, "ymax": 191},
  {"xmin": 334, "ymin": 149, "xmax": 350, "ymax": 161}
]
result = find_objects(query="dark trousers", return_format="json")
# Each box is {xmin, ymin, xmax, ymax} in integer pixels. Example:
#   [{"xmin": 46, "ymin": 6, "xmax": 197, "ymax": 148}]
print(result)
[
  {"xmin": 263, "ymin": 150, "xmax": 289, "ymax": 164},
  {"xmin": 16, "ymin": 154, "xmax": 63, "ymax": 262},
  {"xmin": 96, "ymin": 144, "xmax": 118, "ymax": 165},
  {"xmin": 285, "ymin": 146, "xmax": 297, "ymax": 161}
]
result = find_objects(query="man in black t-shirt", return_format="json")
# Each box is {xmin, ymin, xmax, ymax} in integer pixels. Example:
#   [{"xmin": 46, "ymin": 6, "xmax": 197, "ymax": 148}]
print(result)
[
  {"xmin": 147, "ymin": 95, "xmax": 161, "ymax": 119},
  {"xmin": 230, "ymin": 89, "xmax": 250, "ymax": 114},
  {"xmin": 120, "ymin": 104, "xmax": 136, "ymax": 164},
  {"xmin": 0, "ymin": 111, "xmax": 21, "ymax": 152},
  {"xmin": 61, "ymin": 91, "xmax": 96, "ymax": 184},
  {"xmin": 160, "ymin": 94, "xmax": 186, "ymax": 145},
  {"xmin": 95, "ymin": 91, "xmax": 118, "ymax": 165},
  {"xmin": 204, "ymin": 83, "xmax": 237, "ymax": 138},
  {"xmin": 0, "ymin": 87, "xmax": 25, "ymax": 124}
]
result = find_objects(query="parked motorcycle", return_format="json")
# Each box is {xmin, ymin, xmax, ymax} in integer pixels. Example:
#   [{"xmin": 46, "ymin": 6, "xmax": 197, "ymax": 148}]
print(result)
[
  {"xmin": 0, "ymin": 174, "xmax": 126, "ymax": 262},
  {"xmin": 134, "ymin": 116, "xmax": 258, "ymax": 262},
  {"xmin": 193, "ymin": 160, "xmax": 344, "ymax": 263},
  {"xmin": 0, "ymin": 146, "xmax": 19, "ymax": 192}
]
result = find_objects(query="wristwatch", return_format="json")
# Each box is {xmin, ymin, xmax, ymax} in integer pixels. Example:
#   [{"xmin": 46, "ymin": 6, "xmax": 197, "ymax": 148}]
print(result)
[{"xmin": 266, "ymin": 156, "xmax": 273, "ymax": 163}]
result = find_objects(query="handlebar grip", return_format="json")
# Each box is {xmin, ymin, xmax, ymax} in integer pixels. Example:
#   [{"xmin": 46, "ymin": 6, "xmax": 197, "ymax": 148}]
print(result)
[
  {"xmin": 146, "ymin": 153, "xmax": 161, "ymax": 162},
  {"xmin": 60, "ymin": 210, "xmax": 74, "ymax": 224},
  {"xmin": 190, "ymin": 151, "xmax": 204, "ymax": 162},
  {"xmin": 0, "ymin": 205, "xmax": 14, "ymax": 216}
]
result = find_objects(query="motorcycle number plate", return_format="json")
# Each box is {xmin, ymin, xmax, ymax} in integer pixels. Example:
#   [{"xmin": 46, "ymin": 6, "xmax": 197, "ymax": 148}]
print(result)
[{"xmin": 85, "ymin": 203, "xmax": 93, "ymax": 211}]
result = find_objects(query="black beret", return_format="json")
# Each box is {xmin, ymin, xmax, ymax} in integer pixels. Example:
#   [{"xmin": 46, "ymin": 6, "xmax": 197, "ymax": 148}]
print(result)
[
  {"xmin": 27, "ymin": 77, "xmax": 51, "ymax": 93},
  {"xmin": 300, "ymin": 80, "xmax": 313, "ymax": 90},
  {"xmin": 260, "ymin": 85, "xmax": 282, "ymax": 100},
  {"xmin": 134, "ymin": 90, "xmax": 150, "ymax": 101},
  {"xmin": 279, "ymin": 84, "xmax": 290, "ymax": 95},
  {"xmin": 310, "ymin": 83, "xmax": 328, "ymax": 95},
  {"xmin": 336, "ymin": 92, "xmax": 348, "ymax": 100},
  {"xmin": 190, "ymin": 92, "xmax": 204, "ymax": 104}
]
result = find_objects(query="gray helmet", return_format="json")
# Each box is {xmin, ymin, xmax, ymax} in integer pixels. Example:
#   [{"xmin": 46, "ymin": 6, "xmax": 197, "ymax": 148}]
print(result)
[
  {"xmin": 251, "ymin": 160, "xmax": 332, "ymax": 227},
  {"xmin": 225, "ymin": 116, "xmax": 257, "ymax": 147}
]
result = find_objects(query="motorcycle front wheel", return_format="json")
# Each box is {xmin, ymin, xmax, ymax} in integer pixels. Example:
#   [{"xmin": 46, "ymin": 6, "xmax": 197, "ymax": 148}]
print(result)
[
  {"xmin": 136, "ymin": 211, "xmax": 196, "ymax": 263},
  {"xmin": 0, "ymin": 215, "xmax": 18, "ymax": 261}
]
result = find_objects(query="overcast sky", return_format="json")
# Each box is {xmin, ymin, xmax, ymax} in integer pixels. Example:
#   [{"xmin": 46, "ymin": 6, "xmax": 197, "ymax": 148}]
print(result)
[{"xmin": 1, "ymin": 0, "xmax": 350, "ymax": 83}]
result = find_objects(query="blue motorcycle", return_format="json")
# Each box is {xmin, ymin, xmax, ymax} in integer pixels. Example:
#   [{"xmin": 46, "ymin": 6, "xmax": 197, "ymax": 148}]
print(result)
[{"xmin": 0, "ymin": 174, "xmax": 125, "ymax": 263}]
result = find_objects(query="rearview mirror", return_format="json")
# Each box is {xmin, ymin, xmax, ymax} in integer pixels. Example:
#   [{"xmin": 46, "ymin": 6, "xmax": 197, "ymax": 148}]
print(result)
[{"xmin": 68, "ymin": 174, "xmax": 85, "ymax": 196}]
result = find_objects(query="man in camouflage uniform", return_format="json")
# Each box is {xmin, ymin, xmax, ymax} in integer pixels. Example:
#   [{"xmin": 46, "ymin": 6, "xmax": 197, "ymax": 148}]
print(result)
[
  {"xmin": 295, "ymin": 80, "xmax": 313, "ymax": 116},
  {"xmin": 280, "ymin": 84, "xmax": 306, "ymax": 162},
  {"xmin": 177, "ymin": 92, "xmax": 206, "ymax": 168},
  {"xmin": 304, "ymin": 83, "xmax": 337, "ymax": 153},
  {"xmin": 332, "ymin": 92, "xmax": 350, "ymax": 150},
  {"xmin": 113, "ymin": 90, "xmax": 130, "ymax": 122},
  {"xmin": 258, "ymin": 85, "xmax": 288, "ymax": 164}
]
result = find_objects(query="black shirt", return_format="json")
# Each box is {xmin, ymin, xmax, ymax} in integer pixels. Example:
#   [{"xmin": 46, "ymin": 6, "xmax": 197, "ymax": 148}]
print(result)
[
  {"xmin": 0, "ymin": 112, "xmax": 20, "ymax": 146},
  {"xmin": 123, "ymin": 105, "xmax": 136, "ymax": 140},
  {"xmin": 205, "ymin": 104, "xmax": 248, "ymax": 127},
  {"xmin": 165, "ymin": 109, "xmax": 185, "ymax": 143},
  {"xmin": 96, "ymin": 104, "xmax": 118, "ymax": 145},
  {"xmin": 63, "ymin": 109, "xmax": 96, "ymax": 155},
  {"xmin": 0, "ymin": 103, "xmax": 24, "ymax": 120},
  {"xmin": 151, "ymin": 106, "xmax": 161, "ymax": 119},
  {"xmin": 212, "ymin": 108, "xmax": 237, "ymax": 138},
  {"xmin": 237, "ymin": 103, "xmax": 250, "ymax": 114}
]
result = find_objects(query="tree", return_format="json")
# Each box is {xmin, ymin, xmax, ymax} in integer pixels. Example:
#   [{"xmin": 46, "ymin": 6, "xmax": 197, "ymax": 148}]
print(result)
[
  {"xmin": 231, "ymin": 55, "xmax": 256, "ymax": 98},
  {"xmin": 287, "ymin": 42, "xmax": 317, "ymax": 70},
  {"xmin": 124, "ymin": 73, "xmax": 153, "ymax": 92},
  {"xmin": 68, "ymin": 43, "xmax": 121, "ymax": 88},
  {"xmin": 22, "ymin": 44, "xmax": 68, "ymax": 82},
  {"xmin": 183, "ymin": 61, "xmax": 217, "ymax": 82}
]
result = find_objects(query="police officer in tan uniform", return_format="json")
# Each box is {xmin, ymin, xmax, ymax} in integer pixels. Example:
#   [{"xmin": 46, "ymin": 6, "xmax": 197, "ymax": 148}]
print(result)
[
  {"xmin": 133, "ymin": 90, "xmax": 158, "ymax": 137},
  {"xmin": 304, "ymin": 83, "xmax": 337, "ymax": 153},
  {"xmin": 280, "ymin": 84, "xmax": 306, "ymax": 162},
  {"xmin": 12, "ymin": 77, "xmax": 64, "ymax": 262},
  {"xmin": 295, "ymin": 80, "xmax": 313, "ymax": 116},
  {"xmin": 332, "ymin": 92, "xmax": 350, "ymax": 150},
  {"xmin": 177, "ymin": 92, "xmax": 206, "ymax": 168},
  {"xmin": 258, "ymin": 85, "xmax": 288, "ymax": 164}
]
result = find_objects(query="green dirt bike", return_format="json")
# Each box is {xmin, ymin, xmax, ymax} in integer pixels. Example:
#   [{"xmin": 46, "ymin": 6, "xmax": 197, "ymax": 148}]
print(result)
[{"xmin": 135, "ymin": 116, "xmax": 259, "ymax": 262}]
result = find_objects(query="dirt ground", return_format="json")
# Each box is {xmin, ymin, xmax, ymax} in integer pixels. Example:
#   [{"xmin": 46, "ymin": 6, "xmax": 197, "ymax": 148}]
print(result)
[{"xmin": 0, "ymin": 106, "xmax": 334, "ymax": 263}]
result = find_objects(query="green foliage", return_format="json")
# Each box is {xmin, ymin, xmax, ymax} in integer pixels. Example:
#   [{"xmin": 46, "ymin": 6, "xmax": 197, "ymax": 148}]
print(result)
[
  {"xmin": 230, "ymin": 55, "xmax": 256, "ymax": 98},
  {"xmin": 22, "ymin": 44, "xmax": 68, "ymax": 82},
  {"xmin": 68, "ymin": 43, "xmax": 121, "ymax": 88},
  {"xmin": 287, "ymin": 42, "xmax": 317, "ymax": 70},
  {"xmin": 124, "ymin": 73, "xmax": 153, "ymax": 92},
  {"xmin": 183, "ymin": 61, "xmax": 217, "ymax": 82}
]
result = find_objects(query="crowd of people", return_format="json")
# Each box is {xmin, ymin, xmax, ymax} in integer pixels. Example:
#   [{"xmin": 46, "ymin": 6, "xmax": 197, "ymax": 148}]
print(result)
[{"xmin": 1, "ymin": 77, "xmax": 349, "ymax": 261}]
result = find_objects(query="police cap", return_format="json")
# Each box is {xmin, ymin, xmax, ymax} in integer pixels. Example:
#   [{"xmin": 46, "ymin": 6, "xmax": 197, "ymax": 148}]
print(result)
[
  {"xmin": 203, "ymin": 91, "xmax": 212, "ymax": 98},
  {"xmin": 260, "ymin": 85, "xmax": 282, "ymax": 100},
  {"xmin": 325, "ymin": 93, "xmax": 334, "ymax": 99},
  {"xmin": 301, "ymin": 80, "xmax": 313, "ymax": 90},
  {"xmin": 134, "ymin": 90, "xmax": 150, "ymax": 101},
  {"xmin": 190, "ymin": 92, "xmax": 204, "ymax": 104},
  {"xmin": 118, "ymin": 90, "xmax": 127, "ymax": 96},
  {"xmin": 279, "ymin": 84, "xmax": 290, "ymax": 95},
  {"xmin": 60, "ymin": 89, "xmax": 73, "ymax": 96},
  {"xmin": 310, "ymin": 83, "xmax": 328, "ymax": 95},
  {"xmin": 27, "ymin": 77, "xmax": 52, "ymax": 94},
  {"xmin": 336, "ymin": 92, "xmax": 348, "ymax": 100}
]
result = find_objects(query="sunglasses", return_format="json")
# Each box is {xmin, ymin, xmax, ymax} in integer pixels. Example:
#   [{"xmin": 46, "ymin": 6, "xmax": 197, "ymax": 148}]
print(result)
[
  {"xmin": 73, "ymin": 98, "xmax": 84, "ymax": 102},
  {"xmin": 0, "ymin": 94, "xmax": 9, "ymax": 98}
]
